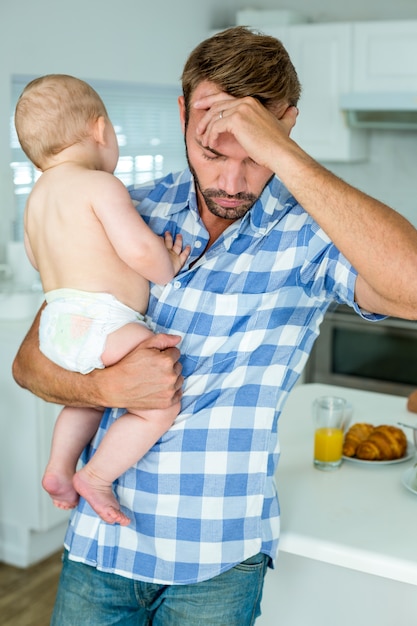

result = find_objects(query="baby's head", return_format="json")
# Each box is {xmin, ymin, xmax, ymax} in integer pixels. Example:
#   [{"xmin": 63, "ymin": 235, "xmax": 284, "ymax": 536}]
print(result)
[{"xmin": 15, "ymin": 74, "xmax": 108, "ymax": 169}]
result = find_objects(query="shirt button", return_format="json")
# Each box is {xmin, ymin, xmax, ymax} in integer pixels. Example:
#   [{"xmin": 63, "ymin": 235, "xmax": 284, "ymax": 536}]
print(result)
[
  {"xmin": 195, "ymin": 240, "xmax": 202, "ymax": 249},
  {"xmin": 174, "ymin": 281, "xmax": 181, "ymax": 289}
]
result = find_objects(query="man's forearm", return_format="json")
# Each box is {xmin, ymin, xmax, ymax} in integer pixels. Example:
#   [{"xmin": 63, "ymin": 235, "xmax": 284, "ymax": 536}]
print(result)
[
  {"xmin": 195, "ymin": 94, "xmax": 417, "ymax": 319},
  {"xmin": 13, "ymin": 307, "xmax": 184, "ymax": 410},
  {"xmin": 270, "ymin": 141, "xmax": 417, "ymax": 318}
]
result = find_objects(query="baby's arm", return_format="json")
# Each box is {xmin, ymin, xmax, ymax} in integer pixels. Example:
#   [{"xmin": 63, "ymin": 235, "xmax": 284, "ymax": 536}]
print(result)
[{"xmin": 93, "ymin": 174, "xmax": 190, "ymax": 284}]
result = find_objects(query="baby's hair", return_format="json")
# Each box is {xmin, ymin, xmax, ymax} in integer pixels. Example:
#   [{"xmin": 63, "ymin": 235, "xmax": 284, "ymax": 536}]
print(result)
[{"xmin": 15, "ymin": 74, "xmax": 108, "ymax": 169}]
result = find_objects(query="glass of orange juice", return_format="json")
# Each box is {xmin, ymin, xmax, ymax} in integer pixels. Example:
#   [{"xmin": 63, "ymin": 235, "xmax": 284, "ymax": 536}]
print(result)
[{"xmin": 313, "ymin": 396, "xmax": 351, "ymax": 470}]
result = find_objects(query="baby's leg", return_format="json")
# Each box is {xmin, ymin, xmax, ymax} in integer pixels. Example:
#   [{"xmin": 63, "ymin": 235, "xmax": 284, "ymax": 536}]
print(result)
[
  {"xmin": 73, "ymin": 403, "xmax": 180, "ymax": 526},
  {"xmin": 100, "ymin": 319, "xmax": 154, "ymax": 367},
  {"xmin": 73, "ymin": 321, "xmax": 180, "ymax": 525},
  {"xmin": 42, "ymin": 406, "xmax": 103, "ymax": 509}
]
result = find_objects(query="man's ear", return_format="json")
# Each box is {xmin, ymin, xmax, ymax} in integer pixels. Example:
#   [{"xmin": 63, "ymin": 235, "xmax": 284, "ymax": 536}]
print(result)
[
  {"xmin": 92, "ymin": 116, "xmax": 106, "ymax": 145},
  {"xmin": 178, "ymin": 96, "xmax": 186, "ymax": 134}
]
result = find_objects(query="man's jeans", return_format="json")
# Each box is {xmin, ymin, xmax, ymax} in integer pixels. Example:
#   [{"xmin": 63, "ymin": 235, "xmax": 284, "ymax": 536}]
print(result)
[{"xmin": 51, "ymin": 550, "xmax": 270, "ymax": 625}]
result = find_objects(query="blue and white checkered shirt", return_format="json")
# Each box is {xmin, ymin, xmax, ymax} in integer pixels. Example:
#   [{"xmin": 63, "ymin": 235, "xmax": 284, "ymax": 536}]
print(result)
[{"xmin": 64, "ymin": 168, "xmax": 367, "ymax": 584}]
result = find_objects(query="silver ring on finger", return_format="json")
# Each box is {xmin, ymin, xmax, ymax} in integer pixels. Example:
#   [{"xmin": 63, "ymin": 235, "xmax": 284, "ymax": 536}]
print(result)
[{"xmin": 219, "ymin": 110, "xmax": 224, "ymax": 119}]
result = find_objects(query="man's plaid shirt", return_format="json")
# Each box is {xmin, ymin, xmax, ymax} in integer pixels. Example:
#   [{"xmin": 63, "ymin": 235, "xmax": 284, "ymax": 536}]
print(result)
[{"xmin": 64, "ymin": 169, "xmax": 374, "ymax": 584}]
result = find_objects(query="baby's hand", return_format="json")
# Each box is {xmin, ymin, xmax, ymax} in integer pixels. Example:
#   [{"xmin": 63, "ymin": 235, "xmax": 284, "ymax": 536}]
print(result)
[{"xmin": 164, "ymin": 232, "xmax": 191, "ymax": 274}]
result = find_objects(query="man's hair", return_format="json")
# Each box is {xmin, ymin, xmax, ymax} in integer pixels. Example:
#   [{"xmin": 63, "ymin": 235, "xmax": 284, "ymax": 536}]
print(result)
[
  {"xmin": 14, "ymin": 74, "xmax": 108, "ymax": 169},
  {"xmin": 181, "ymin": 26, "xmax": 301, "ymax": 122}
]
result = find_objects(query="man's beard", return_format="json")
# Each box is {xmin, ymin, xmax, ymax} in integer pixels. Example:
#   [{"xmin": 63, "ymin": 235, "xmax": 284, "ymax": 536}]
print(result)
[{"xmin": 186, "ymin": 152, "xmax": 266, "ymax": 221}]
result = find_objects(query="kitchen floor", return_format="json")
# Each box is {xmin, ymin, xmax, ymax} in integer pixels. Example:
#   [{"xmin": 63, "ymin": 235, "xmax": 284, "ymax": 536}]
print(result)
[{"xmin": 0, "ymin": 551, "xmax": 61, "ymax": 626}]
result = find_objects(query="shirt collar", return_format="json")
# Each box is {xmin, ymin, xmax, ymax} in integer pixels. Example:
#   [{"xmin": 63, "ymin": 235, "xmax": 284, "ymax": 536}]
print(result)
[
  {"xmin": 157, "ymin": 169, "xmax": 295, "ymax": 232},
  {"xmin": 238, "ymin": 176, "xmax": 296, "ymax": 236}
]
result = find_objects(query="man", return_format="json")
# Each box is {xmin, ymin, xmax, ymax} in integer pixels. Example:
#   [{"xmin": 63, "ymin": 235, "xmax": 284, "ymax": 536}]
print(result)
[{"xmin": 13, "ymin": 27, "xmax": 417, "ymax": 625}]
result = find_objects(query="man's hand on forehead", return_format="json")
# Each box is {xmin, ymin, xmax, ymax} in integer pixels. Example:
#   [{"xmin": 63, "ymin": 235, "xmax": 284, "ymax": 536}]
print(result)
[{"xmin": 193, "ymin": 92, "xmax": 298, "ymax": 171}]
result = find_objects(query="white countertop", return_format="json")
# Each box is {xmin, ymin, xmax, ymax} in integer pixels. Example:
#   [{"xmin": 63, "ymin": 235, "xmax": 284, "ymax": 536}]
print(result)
[{"xmin": 275, "ymin": 383, "xmax": 417, "ymax": 585}]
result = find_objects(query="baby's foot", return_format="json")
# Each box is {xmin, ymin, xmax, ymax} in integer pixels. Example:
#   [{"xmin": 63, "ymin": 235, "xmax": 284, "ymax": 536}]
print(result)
[
  {"xmin": 42, "ymin": 469, "xmax": 79, "ymax": 509},
  {"xmin": 73, "ymin": 469, "xmax": 130, "ymax": 526}
]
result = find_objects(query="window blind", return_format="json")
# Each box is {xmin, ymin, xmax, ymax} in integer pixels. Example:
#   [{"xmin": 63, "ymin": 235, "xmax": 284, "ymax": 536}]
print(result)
[{"xmin": 9, "ymin": 75, "xmax": 186, "ymax": 240}]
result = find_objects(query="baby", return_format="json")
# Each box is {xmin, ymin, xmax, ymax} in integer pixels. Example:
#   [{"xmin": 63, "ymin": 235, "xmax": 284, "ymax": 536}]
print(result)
[{"xmin": 15, "ymin": 74, "xmax": 190, "ymax": 525}]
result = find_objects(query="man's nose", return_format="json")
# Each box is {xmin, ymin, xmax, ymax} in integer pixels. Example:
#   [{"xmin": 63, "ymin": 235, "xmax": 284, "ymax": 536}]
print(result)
[{"xmin": 218, "ymin": 162, "xmax": 246, "ymax": 196}]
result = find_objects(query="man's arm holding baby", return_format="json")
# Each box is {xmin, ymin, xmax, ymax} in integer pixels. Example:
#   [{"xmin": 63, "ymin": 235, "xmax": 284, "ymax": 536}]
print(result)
[{"xmin": 13, "ymin": 306, "xmax": 184, "ymax": 411}]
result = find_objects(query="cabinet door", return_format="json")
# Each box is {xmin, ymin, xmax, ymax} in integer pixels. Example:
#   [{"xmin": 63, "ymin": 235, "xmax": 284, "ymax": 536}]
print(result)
[
  {"xmin": 353, "ymin": 21, "xmax": 417, "ymax": 92},
  {"xmin": 286, "ymin": 23, "xmax": 367, "ymax": 162},
  {"xmin": 0, "ymin": 320, "xmax": 69, "ymax": 531},
  {"xmin": 0, "ymin": 323, "xmax": 40, "ymax": 526}
]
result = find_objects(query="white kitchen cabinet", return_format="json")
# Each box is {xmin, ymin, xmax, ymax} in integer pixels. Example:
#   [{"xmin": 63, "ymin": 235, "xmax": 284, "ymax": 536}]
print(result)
[
  {"xmin": 352, "ymin": 20, "xmax": 417, "ymax": 92},
  {"xmin": 0, "ymin": 318, "xmax": 69, "ymax": 567},
  {"xmin": 286, "ymin": 23, "xmax": 367, "ymax": 162},
  {"xmin": 254, "ymin": 24, "xmax": 368, "ymax": 162}
]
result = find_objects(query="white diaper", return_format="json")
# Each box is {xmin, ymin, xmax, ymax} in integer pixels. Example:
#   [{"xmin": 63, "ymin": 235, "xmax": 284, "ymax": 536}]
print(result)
[{"xmin": 40, "ymin": 288, "xmax": 152, "ymax": 374}]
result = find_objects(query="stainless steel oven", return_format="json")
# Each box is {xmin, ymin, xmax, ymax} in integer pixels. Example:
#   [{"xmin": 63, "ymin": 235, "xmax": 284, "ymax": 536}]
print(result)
[{"xmin": 304, "ymin": 305, "xmax": 417, "ymax": 397}]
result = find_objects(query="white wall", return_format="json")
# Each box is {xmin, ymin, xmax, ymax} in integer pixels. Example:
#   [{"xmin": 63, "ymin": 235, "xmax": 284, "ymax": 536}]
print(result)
[
  {"xmin": 1, "ymin": 0, "xmax": 417, "ymax": 256},
  {"xmin": 324, "ymin": 132, "xmax": 417, "ymax": 228}
]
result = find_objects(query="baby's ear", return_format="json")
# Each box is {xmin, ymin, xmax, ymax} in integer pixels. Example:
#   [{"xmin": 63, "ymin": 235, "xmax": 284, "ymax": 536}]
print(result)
[{"xmin": 92, "ymin": 115, "xmax": 106, "ymax": 145}]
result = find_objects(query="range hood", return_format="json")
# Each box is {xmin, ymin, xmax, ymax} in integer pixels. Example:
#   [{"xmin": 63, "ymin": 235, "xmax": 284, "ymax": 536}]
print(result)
[{"xmin": 340, "ymin": 92, "xmax": 417, "ymax": 130}]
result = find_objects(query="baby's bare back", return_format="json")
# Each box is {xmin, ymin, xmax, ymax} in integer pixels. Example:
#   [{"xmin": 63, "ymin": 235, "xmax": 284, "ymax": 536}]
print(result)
[{"xmin": 25, "ymin": 165, "xmax": 160, "ymax": 314}]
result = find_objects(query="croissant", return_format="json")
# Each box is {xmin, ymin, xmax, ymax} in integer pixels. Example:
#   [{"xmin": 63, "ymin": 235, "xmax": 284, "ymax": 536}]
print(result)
[
  {"xmin": 343, "ymin": 423, "xmax": 374, "ymax": 457},
  {"xmin": 356, "ymin": 425, "xmax": 407, "ymax": 461}
]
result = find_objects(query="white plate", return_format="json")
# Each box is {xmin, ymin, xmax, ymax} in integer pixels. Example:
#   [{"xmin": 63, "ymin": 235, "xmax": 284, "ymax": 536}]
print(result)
[
  {"xmin": 343, "ymin": 442, "xmax": 416, "ymax": 465},
  {"xmin": 402, "ymin": 466, "xmax": 417, "ymax": 495}
]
